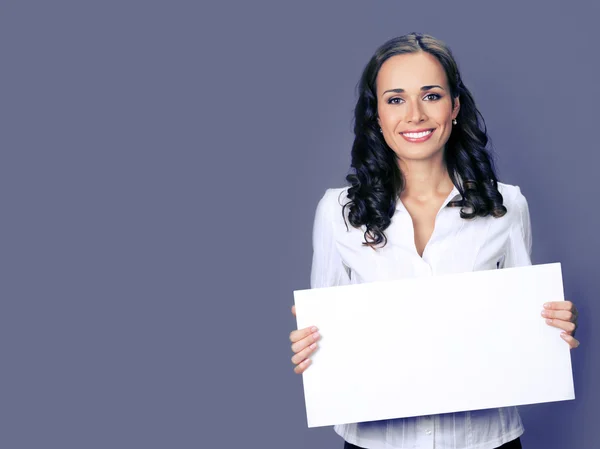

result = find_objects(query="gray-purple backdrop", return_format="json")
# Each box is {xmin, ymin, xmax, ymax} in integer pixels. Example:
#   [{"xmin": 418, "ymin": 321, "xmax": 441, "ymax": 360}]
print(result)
[{"xmin": 2, "ymin": 1, "xmax": 598, "ymax": 448}]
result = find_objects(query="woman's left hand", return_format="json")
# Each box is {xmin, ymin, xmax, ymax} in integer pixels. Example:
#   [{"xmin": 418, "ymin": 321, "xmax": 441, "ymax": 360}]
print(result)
[{"xmin": 542, "ymin": 300, "xmax": 580, "ymax": 349}]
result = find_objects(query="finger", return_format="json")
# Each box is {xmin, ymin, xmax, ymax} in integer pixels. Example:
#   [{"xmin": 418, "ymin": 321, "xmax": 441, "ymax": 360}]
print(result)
[
  {"xmin": 293, "ymin": 357, "xmax": 312, "ymax": 374},
  {"xmin": 560, "ymin": 332, "xmax": 580, "ymax": 349},
  {"xmin": 291, "ymin": 330, "xmax": 320, "ymax": 354},
  {"xmin": 545, "ymin": 318, "xmax": 577, "ymax": 334},
  {"xmin": 291, "ymin": 340, "xmax": 318, "ymax": 366},
  {"xmin": 291, "ymin": 305, "xmax": 296, "ymax": 317},
  {"xmin": 541, "ymin": 309, "xmax": 574, "ymax": 322},
  {"xmin": 289, "ymin": 325, "xmax": 318, "ymax": 343},
  {"xmin": 544, "ymin": 300, "xmax": 574, "ymax": 311}
]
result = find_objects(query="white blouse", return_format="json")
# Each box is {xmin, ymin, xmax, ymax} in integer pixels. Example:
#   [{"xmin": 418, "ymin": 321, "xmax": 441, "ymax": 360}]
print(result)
[{"xmin": 310, "ymin": 182, "xmax": 532, "ymax": 449}]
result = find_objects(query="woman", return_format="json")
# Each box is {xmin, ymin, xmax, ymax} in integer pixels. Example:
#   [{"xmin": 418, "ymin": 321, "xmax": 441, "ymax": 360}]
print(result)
[{"xmin": 288, "ymin": 33, "xmax": 580, "ymax": 449}]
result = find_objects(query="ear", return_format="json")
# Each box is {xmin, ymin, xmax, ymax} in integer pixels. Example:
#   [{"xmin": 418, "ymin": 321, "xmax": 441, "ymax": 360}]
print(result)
[{"xmin": 452, "ymin": 96, "xmax": 460, "ymax": 120}]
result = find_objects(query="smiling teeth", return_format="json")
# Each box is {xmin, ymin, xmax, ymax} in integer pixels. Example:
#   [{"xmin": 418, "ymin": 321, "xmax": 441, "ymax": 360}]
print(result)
[{"xmin": 403, "ymin": 130, "xmax": 432, "ymax": 138}]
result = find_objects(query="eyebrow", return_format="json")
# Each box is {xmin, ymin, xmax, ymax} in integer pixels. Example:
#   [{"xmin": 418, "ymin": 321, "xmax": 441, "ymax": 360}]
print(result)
[{"xmin": 382, "ymin": 85, "xmax": 444, "ymax": 95}]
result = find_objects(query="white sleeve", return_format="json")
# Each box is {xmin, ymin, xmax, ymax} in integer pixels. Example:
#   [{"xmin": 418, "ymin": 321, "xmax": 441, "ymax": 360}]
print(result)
[
  {"xmin": 310, "ymin": 189, "xmax": 352, "ymax": 289},
  {"xmin": 501, "ymin": 185, "xmax": 533, "ymax": 268}
]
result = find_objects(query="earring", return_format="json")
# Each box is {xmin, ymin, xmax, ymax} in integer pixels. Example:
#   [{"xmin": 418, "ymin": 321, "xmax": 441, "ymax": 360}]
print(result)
[
  {"xmin": 452, "ymin": 119, "xmax": 457, "ymax": 125},
  {"xmin": 379, "ymin": 128, "xmax": 383, "ymax": 133}
]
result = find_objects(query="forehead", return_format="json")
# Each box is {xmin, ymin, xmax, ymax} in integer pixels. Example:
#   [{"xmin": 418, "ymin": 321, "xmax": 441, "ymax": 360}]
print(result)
[{"xmin": 376, "ymin": 52, "xmax": 447, "ymax": 94}]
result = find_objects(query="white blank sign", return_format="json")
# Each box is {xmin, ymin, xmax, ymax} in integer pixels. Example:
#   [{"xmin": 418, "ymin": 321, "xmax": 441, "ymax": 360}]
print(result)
[{"xmin": 293, "ymin": 263, "xmax": 575, "ymax": 428}]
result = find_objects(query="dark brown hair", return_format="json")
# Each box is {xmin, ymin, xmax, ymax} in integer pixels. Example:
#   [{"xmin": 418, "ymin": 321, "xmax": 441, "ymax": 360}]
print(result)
[{"xmin": 344, "ymin": 32, "xmax": 507, "ymax": 248}]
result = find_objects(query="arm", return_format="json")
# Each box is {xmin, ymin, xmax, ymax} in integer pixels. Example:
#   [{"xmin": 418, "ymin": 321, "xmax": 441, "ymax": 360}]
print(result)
[
  {"xmin": 290, "ymin": 189, "xmax": 351, "ymax": 374},
  {"xmin": 501, "ymin": 185, "xmax": 533, "ymax": 268},
  {"xmin": 505, "ymin": 186, "xmax": 580, "ymax": 349},
  {"xmin": 310, "ymin": 189, "xmax": 351, "ymax": 289}
]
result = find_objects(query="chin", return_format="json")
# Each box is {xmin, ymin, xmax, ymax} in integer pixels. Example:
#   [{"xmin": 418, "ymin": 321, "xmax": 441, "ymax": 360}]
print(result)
[{"xmin": 395, "ymin": 147, "xmax": 444, "ymax": 161}]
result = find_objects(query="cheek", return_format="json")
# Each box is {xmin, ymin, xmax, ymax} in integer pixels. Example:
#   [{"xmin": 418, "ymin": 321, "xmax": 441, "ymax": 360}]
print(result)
[
  {"xmin": 380, "ymin": 110, "xmax": 404, "ymax": 129},
  {"xmin": 433, "ymin": 106, "xmax": 448, "ymax": 116},
  {"xmin": 436, "ymin": 104, "xmax": 454, "ymax": 122}
]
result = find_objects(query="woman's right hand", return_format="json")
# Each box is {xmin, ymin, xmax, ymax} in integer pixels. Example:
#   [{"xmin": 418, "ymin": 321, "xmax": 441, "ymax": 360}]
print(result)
[{"xmin": 290, "ymin": 305, "xmax": 321, "ymax": 374}]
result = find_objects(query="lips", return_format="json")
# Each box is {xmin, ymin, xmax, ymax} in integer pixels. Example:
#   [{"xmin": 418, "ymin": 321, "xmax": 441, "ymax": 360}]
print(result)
[
  {"xmin": 401, "ymin": 128, "xmax": 435, "ymax": 134},
  {"xmin": 400, "ymin": 128, "xmax": 435, "ymax": 142}
]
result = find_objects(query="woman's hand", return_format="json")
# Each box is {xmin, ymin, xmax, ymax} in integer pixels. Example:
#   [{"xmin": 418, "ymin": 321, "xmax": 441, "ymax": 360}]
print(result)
[
  {"xmin": 289, "ymin": 305, "xmax": 320, "ymax": 374},
  {"xmin": 542, "ymin": 300, "xmax": 580, "ymax": 349}
]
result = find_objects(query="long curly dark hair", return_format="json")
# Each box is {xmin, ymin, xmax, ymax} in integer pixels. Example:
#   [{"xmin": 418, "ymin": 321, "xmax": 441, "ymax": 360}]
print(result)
[{"xmin": 343, "ymin": 32, "xmax": 507, "ymax": 249}]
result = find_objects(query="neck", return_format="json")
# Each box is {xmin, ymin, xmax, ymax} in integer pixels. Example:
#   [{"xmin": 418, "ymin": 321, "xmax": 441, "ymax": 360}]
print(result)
[{"xmin": 398, "ymin": 154, "xmax": 454, "ymax": 201}]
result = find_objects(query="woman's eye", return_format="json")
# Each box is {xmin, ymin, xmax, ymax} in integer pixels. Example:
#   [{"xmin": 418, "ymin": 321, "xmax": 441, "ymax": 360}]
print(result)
[{"xmin": 388, "ymin": 94, "xmax": 440, "ymax": 104}]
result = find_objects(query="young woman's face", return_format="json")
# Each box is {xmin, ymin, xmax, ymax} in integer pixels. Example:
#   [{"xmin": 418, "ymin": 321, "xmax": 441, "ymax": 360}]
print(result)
[{"xmin": 376, "ymin": 52, "xmax": 460, "ymax": 162}]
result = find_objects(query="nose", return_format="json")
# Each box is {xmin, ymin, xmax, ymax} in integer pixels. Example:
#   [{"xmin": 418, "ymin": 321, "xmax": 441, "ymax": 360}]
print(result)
[{"xmin": 404, "ymin": 100, "xmax": 426, "ymax": 124}]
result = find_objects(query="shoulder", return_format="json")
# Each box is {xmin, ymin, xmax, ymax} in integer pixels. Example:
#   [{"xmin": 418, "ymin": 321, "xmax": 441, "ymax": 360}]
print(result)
[
  {"xmin": 496, "ymin": 182, "xmax": 531, "ymax": 231},
  {"xmin": 316, "ymin": 186, "xmax": 351, "ymax": 212},
  {"xmin": 314, "ymin": 186, "xmax": 352, "ymax": 228},
  {"xmin": 497, "ymin": 181, "xmax": 528, "ymax": 210}
]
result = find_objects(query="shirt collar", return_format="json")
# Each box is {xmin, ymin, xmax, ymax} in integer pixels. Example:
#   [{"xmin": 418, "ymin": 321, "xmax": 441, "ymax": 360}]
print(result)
[{"xmin": 395, "ymin": 184, "xmax": 462, "ymax": 212}]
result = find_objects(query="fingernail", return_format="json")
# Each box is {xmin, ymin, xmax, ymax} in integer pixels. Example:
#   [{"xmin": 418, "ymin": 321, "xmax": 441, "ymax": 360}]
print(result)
[
  {"xmin": 546, "ymin": 319, "xmax": 553, "ymax": 324},
  {"xmin": 313, "ymin": 332, "xmax": 320, "ymax": 340},
  {"xmin": 303, "ymin": 358, "xmax": 311, "ymax": 365},
  {"xmin": 310, "ymin": 343, "xmax": 317, "ymax": 349},
  {"xmin": 544, "ymin": 303, "xmax": 550, "ymax": 308},
  {"xmin": 311, "ymin": 327, "xmax": 318, "ymax": 332},
  {"xmin": 541, "ymin": 311, "xmax": 548, "ymax": 317}
]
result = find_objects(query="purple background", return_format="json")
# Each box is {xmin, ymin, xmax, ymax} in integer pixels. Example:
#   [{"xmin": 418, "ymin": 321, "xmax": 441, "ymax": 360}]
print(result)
[{"xmin": 1, "ymin": 1, "xmax": 598, "ymax": 448}]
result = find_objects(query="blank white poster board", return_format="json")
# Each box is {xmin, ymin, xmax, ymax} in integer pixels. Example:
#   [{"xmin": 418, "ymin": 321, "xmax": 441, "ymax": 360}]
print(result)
[{"xmin": 293, "ymin": 263, "xmax": 574, "ymax": 428}]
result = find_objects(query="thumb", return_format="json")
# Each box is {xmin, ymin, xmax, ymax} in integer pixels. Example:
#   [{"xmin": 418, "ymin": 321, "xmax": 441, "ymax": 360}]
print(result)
[{"xmin": 291, "ymin": 305, "xmax": 296, "ymax": 317}]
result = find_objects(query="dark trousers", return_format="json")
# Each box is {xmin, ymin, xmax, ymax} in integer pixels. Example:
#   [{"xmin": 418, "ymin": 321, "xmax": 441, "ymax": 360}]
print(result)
[{"xmin": 344, "ymin": 436, "xmax": 522, "ymax": 449}]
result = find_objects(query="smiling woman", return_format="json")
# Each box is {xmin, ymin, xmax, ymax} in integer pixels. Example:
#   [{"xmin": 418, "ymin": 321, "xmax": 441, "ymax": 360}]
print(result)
[
  {"xmin": 345, "ymin": 35, "xmax": 510, "ymax": 250},
  {"xmin": 288, "ymin": 32, "xmax": 580, "ymax": 449},
  {"xmin": 378, "ymin": 55, "xmax": 456, "ymax": 149}
]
